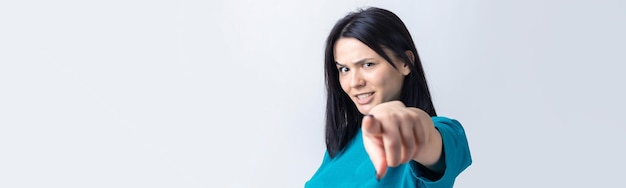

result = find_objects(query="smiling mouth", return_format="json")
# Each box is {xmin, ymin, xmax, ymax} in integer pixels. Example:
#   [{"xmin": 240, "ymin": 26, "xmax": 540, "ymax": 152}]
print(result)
[{"xmin": 354, "ymin": 92, "xmax": 374, "ymax": 105}]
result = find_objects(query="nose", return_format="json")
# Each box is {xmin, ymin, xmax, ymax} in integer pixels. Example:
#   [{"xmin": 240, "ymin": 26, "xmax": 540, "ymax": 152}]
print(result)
[{"xmin": 349, "ymin": 70, "xmax": 365, "ymax": 88}]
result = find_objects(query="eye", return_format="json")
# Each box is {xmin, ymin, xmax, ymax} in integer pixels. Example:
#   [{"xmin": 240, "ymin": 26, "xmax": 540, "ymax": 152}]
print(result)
[
  {"xmin": 363, "ymin": 62, "xmax": 374, "ymax": 68},
  {"xmin": 338, "ymin": 66, "xmax": 349, "ymax": 73}
]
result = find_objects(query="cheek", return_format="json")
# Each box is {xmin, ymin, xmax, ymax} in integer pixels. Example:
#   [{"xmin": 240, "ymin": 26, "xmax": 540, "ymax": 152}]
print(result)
[{"xmin": 380, "ymin": 73, "xmax": 404, "ymax": 98}]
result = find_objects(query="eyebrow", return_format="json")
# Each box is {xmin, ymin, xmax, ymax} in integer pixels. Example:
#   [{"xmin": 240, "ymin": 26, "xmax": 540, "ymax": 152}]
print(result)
[{"xmin": 335, "ymin": 58, "xmax": 375, "ymax": 67}]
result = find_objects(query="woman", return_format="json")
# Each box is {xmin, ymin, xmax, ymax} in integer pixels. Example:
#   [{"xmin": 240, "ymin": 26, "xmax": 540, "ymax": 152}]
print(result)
[{"xmin": 305, "ymin": 7, "xmax": 472, "ymax": 187}]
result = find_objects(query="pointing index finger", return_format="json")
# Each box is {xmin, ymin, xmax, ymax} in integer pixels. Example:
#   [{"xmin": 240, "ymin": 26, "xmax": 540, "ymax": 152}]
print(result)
[{"xmin": 362, "ymin": 114, "xmax": 388, "ymax": 179}]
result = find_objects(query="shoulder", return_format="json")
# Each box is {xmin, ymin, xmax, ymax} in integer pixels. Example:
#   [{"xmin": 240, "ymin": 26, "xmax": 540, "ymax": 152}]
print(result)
[{"xmin": 431, "ymin": 116, "xmax": 463, "ymax": 128}]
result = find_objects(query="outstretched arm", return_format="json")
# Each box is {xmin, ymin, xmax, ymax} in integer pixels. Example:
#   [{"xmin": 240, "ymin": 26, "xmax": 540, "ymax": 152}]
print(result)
[{"xmin": 361, "ymin": 100, "xmax": 444, "ymax": 180}]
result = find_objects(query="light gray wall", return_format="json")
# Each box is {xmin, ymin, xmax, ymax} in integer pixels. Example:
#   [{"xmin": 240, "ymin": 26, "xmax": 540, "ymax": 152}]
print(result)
[{"xmin": 1, "ymin": 0, "xmax": 624, "ymax": 187}]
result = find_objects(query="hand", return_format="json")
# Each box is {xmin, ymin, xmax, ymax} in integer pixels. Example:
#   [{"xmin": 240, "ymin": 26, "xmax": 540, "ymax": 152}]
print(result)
[{"xmin": 361, "ymin": 101, "xmax": 441, "ymax": 180}]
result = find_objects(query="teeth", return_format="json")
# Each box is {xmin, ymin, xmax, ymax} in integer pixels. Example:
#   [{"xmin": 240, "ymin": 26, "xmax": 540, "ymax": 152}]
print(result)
[{"xmin": 357, "ymin": 93, "xmax": 372, "ymax": 99}]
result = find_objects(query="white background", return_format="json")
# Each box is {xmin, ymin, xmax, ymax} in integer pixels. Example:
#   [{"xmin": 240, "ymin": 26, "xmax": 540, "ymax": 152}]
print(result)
[{"xmin": 1, "ymin": 0, "xmax": 625, "ymax": 187}]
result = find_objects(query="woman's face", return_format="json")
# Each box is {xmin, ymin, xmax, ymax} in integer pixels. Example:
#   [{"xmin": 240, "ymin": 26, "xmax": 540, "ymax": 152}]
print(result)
[{"xmin": 334, "ymin": 37, "xmax": 410, "ymax": 115}]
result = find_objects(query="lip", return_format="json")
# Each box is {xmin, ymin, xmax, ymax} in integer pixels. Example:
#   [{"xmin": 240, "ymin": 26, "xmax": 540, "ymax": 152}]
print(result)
[{"xmin": 354, "ymin": 92, "xmax": 374, "ymax": 105}]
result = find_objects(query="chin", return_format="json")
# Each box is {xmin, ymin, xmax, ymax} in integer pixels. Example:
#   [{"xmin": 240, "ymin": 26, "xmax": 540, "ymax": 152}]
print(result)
[{"xmin": 356, "ymin": 106, "xmax": 371, "ymax": 115}]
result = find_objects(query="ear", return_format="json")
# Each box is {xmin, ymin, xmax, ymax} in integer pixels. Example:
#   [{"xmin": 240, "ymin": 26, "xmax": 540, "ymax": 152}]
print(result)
[{"xmin": 401, "ymin": 50, "xmax": 415, "ymax": 76}]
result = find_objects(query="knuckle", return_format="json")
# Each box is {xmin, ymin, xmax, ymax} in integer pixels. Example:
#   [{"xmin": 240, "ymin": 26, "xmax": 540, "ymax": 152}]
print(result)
[{"xmin": 387, "ymin": 140, "xmax": 400, "ymax": 149}]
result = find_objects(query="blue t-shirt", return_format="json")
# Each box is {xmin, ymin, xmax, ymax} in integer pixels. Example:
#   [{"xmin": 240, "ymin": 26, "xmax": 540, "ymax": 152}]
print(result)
[{"xmin": 305, "ymin": 116, "xmax": 472, "ymax": 188}]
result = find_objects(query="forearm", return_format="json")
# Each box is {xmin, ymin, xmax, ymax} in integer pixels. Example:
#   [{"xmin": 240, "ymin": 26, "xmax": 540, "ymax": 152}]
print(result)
[
  {"xmin": 412, "ymin": 117, "xmax": 473, "ymax": 186},
  {"xmin": 413, "ymin": 121, "xmax": 444, "ymax": 173}
]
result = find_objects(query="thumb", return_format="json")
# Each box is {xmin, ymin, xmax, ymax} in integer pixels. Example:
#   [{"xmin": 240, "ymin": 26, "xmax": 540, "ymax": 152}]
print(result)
[{"xmin": 362, "ymin": 115, "xmax": 388, "ymax": 180}]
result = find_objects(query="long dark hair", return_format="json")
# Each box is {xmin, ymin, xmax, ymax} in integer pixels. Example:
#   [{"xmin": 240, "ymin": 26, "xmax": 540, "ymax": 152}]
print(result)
[{"xmin": 324, "ymin": 7, "xmax": 437, "ymax": 157}]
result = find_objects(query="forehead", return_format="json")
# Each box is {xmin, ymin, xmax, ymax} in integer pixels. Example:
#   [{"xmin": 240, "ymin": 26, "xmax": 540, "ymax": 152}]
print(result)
[{"xmin": 333, "ymin": 37, "xmax": 379, "ymax": 64}]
